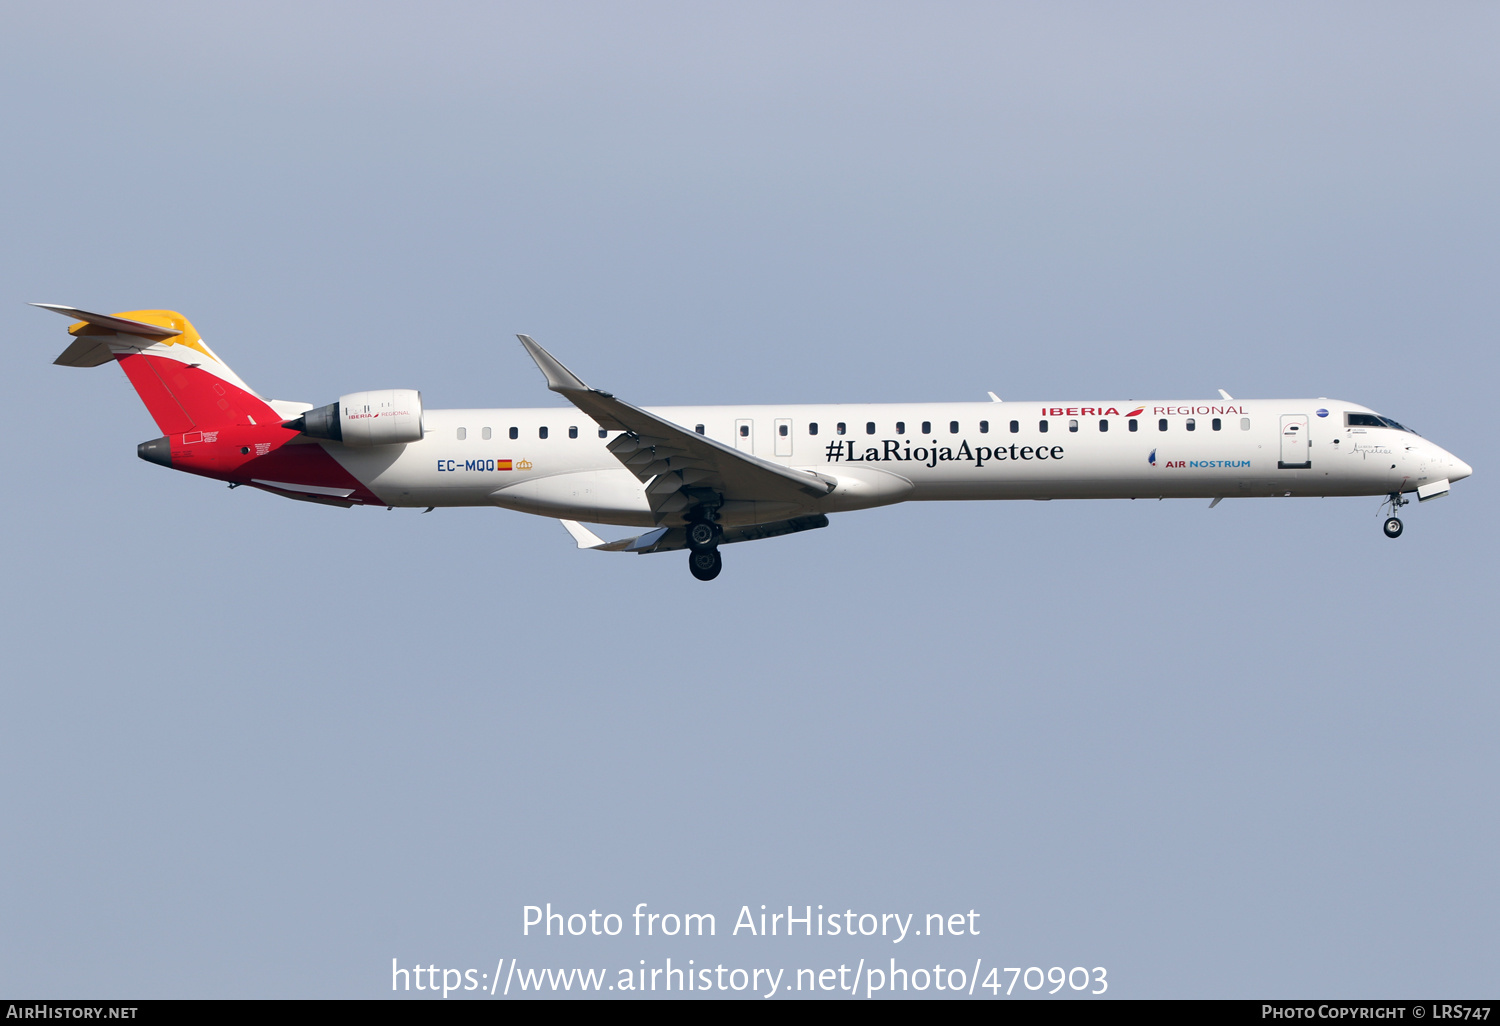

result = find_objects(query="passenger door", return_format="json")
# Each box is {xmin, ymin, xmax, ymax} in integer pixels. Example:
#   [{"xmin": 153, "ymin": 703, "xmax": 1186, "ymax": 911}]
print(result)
[
  {"xmin": 1278, "ymin": 415, "xmax": 1311, "ymax": 469},
  {"xmin": 735, "ymin": 418, "xmax": 754, "ymax": 453},
  {"xmin": 774, "ymin": 418, "xmax": 792, "ymax": 457}
]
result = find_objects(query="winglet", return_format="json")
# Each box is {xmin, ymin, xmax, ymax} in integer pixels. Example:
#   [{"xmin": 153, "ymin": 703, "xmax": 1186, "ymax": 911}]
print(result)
[
  {"xmin": 518, "ymin": 334, "xmax": 607, "ymax": 395},
  {"xmin": 558, "ymin": 519, "xmax": 663, "ymax": 552},
  {"xmin": 987, "ymin": 391, "xmax": 1003, "ymax": 402},
  {"xmin": 559, "ymin": 518, "xmax": 607, "ymax": 548},
  {"xmin": 1218, "ymin": 389, "xmax": 1234, "ymax": 400}
]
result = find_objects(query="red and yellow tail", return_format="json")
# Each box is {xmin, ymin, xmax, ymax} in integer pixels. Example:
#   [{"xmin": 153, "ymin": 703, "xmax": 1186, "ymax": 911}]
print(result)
[
  {"xmin": 40, "ymin": 303, "xmax": 384, "ymax": 506},
  {"xmin": 38, "ymin": 303, "xmax": 280, "ymax": 434}
]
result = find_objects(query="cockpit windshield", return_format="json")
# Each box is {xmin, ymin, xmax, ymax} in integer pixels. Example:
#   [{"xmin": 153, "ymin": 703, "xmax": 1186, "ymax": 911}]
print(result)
[{"xmin": 1346, "ymin": 413, "xmax": 1419, "ymax": 435}]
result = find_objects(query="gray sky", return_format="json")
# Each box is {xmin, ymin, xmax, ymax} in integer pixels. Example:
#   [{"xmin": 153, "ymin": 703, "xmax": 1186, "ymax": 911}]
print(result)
[{"xmin": 1, "ymin": 1, "xmax": 1495, "ymax": 998}]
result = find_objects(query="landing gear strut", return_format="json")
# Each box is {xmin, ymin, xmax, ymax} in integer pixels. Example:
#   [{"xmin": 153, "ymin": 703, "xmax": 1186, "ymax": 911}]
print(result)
[
  {"xmin": 1382, "ymin": 491, "xmax": 1409, "ymax": 539},
  {"xmin": 688, "ymin": 547, "xmax": 722, "ymax": 581}
]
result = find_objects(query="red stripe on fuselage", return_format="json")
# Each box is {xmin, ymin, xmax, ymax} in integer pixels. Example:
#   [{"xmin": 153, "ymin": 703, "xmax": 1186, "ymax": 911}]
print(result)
[
  {"xmin": 167, "ymin": 429, "xmax": 385, "ymax": 505},
  {"xmin": 240, "ymin": 439, "xmax": 386, "ymax": 505}
]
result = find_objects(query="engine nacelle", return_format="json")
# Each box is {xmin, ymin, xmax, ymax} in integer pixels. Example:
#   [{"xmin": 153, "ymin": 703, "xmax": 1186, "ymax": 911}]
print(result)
[{"xmin": 292, "ymin": 389, "xmax": 424, "ymax": 446}]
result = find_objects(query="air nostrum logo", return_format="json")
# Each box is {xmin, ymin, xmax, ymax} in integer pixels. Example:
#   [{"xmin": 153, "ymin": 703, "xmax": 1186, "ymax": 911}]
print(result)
[{"xmin": 824, "ymin": 439, "xmax": 1064, "ymax": 469}]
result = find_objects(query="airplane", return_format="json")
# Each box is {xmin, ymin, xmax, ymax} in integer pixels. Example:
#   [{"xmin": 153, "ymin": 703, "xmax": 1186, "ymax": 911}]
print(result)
[{"xmin": 37, "ymin": 303, "xmax": 1472, "ymax": 581}]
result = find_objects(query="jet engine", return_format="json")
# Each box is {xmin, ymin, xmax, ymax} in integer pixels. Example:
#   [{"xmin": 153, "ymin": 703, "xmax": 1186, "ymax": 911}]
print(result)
[{"xmin": 287, "ymin": 389, "xmax": 424, "ymax": 446}]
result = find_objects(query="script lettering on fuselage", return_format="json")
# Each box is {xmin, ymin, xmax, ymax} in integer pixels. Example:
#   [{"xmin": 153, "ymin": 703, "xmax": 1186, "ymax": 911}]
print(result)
[{"xmin": 824, "ymin": 438, "xmax": 1064, "ymax": 469}]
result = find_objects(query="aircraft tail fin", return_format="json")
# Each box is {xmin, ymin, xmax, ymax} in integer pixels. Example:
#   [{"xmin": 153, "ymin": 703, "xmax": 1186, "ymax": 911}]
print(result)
[{"xmin": 34, "ymin": 304, "xmax": 280, "ymax": 435}]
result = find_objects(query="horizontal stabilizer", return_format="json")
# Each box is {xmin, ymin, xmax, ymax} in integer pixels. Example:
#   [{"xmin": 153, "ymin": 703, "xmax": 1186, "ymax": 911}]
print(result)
[
  {"xmin": 52, "ymin": 335, "xmax": 117, "ymax": 368},
  {"xmin": 31, "ymin": 303, "xmax": 183, "ymax": 338}
]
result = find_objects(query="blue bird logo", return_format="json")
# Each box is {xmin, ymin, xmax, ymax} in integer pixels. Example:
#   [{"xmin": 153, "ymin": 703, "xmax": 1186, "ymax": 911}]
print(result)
[{"xmin": 1148, "ymin": 448, "xmax": 1156, "ymax": 466}]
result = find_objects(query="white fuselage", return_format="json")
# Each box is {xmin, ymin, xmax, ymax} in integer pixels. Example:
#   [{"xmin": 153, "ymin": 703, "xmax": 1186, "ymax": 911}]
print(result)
[{"xmin": 322, "ymin": 398, "xmax": 1470, "ymax": 527}]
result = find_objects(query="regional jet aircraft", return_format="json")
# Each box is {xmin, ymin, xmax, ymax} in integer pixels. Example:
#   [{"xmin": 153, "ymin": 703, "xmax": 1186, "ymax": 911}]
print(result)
[{"xmin": 38, "ymin": 304, "xmax": 1471, "ymax": 580}]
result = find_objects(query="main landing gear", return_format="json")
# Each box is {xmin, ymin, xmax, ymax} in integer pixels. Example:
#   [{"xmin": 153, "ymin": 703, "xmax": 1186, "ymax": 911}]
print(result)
[
  {"xmin": 1382, "ymin": 491, "xmax": 1409, "ymax": 539},
  {"xmin": 688, "ymin": 547, "xmax": 722, "ymax": 581},
  {"xmin": 686, "ymin": 517, "xmax": 723, "ymax": 581}
]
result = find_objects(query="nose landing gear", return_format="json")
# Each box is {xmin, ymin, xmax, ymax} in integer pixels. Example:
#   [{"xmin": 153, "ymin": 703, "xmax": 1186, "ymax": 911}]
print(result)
[{"xmin": 1381, "ymin": 491, "xmax": 1409, "ymax": 539}]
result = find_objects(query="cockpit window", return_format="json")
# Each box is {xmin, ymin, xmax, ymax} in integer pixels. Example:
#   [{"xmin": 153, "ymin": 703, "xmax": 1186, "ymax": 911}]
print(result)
[{"xmin": 1346, "ymin": 413, "xmax": 1418, "ymax": 434}]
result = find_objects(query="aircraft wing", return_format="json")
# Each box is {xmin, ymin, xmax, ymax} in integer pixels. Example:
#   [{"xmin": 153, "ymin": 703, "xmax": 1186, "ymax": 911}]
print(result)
[{"xmin": 517, "ymin": 335, "xmax": 836, "ymax": 515}]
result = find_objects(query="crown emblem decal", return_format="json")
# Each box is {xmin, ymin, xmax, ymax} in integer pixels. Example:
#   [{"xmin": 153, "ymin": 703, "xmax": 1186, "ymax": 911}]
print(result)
[{"xmin": 516, "ymin": 459, "xmax": 533, "ymax": 470}]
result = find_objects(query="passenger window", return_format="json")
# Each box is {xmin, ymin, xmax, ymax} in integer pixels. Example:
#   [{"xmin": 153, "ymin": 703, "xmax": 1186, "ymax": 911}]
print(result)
[
  {"xmin": 1128, "ymin": 418, "xmax": 1138, "ymax": 432},
  {"xmin": 539, "ymin": 426, "xmax": 548, "ymax": 439},
  {"xmin": 836, "ymin": 422, "xmax": 846, "ymax": 435},
  {"xmin": 1158, "ymin": 419, "xmax": 1168, "ymax": 431},
  {"xmin": 568, "ymin": 426, "xmax": 578, "ymax": 439},
  {"xmin": 1212, "ymin": 418, "xmax": 1222, "ymax": 431},
  {"xmin": 1186, "ymin": 418, "xmax": 1196, "ymax": 432},
  {"xmin": 695, "ymin": 424, "xmax": 705, "ymax": 434},
  {"xmin": 896, "ymin": 421, "xmax": 905, "ymax": 435},
  {"xmin": 599, "ymin": 429, "xmax": 608, "ymax": 438},
  {"xmin": 779, "ymin": 424, "xmax": 789, "ymax": 436},
  {"xmin": 1009, "ymin": 420, "xmax": 1019, "ymax": 433},
  {"xmin": 482, "ymin": 427, "xmax": 491, "ymax": 440},
  {"xmin": 739, "ymin": 424, "xmax": 749, "ymax": 437},
  {"xmin": 1099, "ymin": 419, "xmax": 1109, "ymax": 432},
  {"xmin": 866, "ymin": 422, "xmax": 875, "ymax": 435},
  {"xmin": 1039, "ymin": 420, "xmax": 1049, "ymax": 433},
  {"xmin": 1068, "ymin": 418, "xmax": 1079, "ymax": 432},
  {"xmin": 509, "ymin": 427, "xmax": 518, "ymax": 440},
  {"xmin": 457, "ymin": 427, "xmax": 466, "ymax": 440},
  {"xmin": 979, "ymin": 420, "xmax": 989, "ymax": 433},
  {"xmin": 922, "ymin": 421, "xmax": 932, "ymax": 434},
  {"xmin": 949, "ymin": 421, "xmax": 959, "ymax": 434},
  {"xmin": 1240, "ymin": 417, "xmax": 1251, "ymax": 431}
]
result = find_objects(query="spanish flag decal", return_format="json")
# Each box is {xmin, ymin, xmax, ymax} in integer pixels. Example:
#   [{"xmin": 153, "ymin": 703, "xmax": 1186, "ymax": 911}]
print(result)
[{"xmin": 497, "ymin": 460, "xmax": 513, "ymax": 471}]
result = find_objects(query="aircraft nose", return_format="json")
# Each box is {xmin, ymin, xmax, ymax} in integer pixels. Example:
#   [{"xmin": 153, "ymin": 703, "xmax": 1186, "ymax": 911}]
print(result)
[{"xmin": 1450, "ymin": 455, "xmax": 1472, "ymax": 483}]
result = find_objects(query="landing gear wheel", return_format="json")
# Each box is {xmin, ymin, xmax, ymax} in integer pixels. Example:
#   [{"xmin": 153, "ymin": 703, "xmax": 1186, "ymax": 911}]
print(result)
[
  {"xmin": 688, "ymin": 548, "xmax": 722, "ymax": 581},
  {"xmin": 1383, "ymin": 516, "xmax": 1404, "ymax": 539},
  {"xmin": 686, "ymin": 521, "xmax": 719, "ymax": 551}
]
